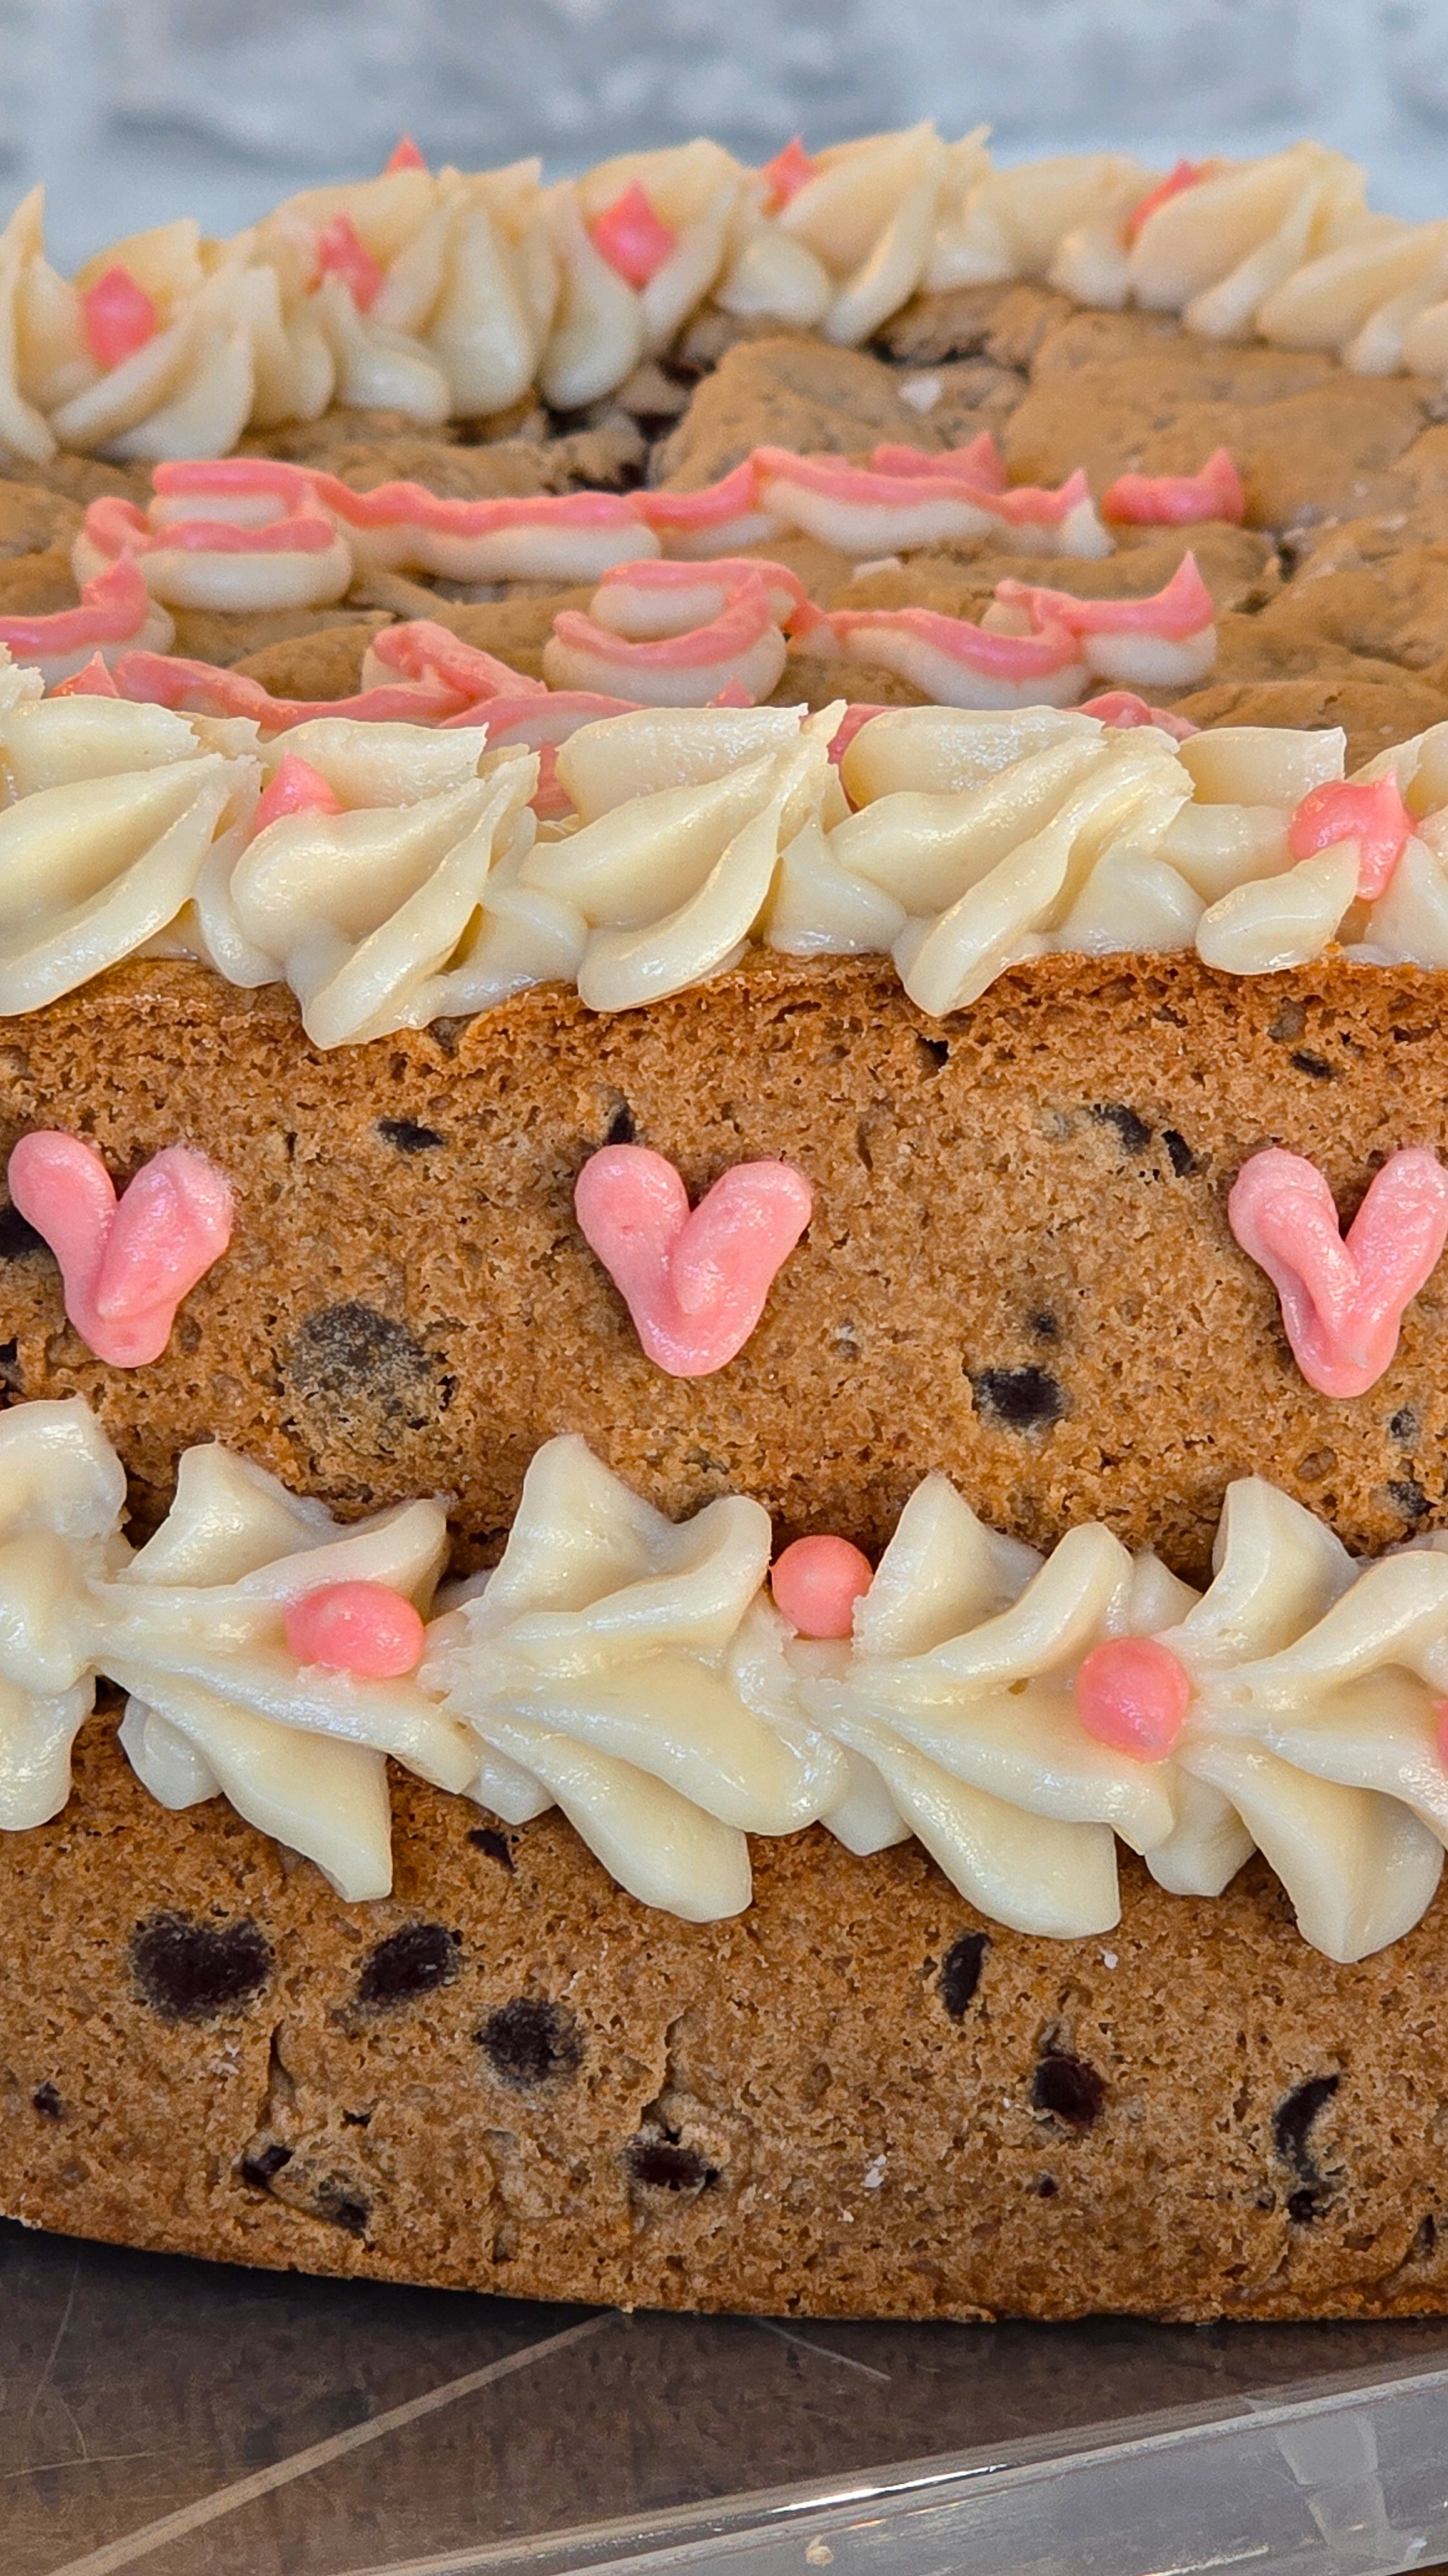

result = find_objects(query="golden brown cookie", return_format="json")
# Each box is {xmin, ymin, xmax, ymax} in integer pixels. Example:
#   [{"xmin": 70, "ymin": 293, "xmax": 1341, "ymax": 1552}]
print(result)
[
  {"xmin": 4, "ymin": 1710, "xmax": 1447, "ymax": 2324},
  {"xmin": 6, "ymin": 951, "xmax": 1448, "ymax": 1582}
]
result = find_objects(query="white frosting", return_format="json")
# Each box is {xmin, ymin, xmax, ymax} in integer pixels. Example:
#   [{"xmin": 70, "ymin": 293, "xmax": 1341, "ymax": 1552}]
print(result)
[
  {"xmin": 6, "ymin": 1395, "xmax": 1448, "ymax": 1956},
  {"xmin": 9, "ymin": 685, "xmax": 1448, "ymax": 1032},
  {"xmin": 15, "ymin": 125, "xmax": 1448, "ymax": 456}
]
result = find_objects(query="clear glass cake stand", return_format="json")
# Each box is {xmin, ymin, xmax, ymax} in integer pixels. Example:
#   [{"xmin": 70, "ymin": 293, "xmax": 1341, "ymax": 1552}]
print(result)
[{"xmin": 7, "ymin": 2214, "xmax": 1448, "ymax": 2576}]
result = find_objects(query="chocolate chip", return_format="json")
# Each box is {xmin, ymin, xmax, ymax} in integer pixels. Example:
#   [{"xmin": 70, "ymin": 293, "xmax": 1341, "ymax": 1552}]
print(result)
[
  {"xmin": 1274, "ymin": 2073, "xmax": 1339, "ymax": 2177},
  {"xmin": 939, "ymin": 1931, "xmax": 989, "ymax": 2019},
  {"xmin": 288, "ymin": 1303, "xmax": 432, "ymax": 1416},
  {"xmin": 355, "ymin": 1922, "xmax": 459, "ymax": 2009},
  {"xmin": 1092, "ymin": 1103, "xmax": 1152, "ymax": 1156},
  {"xmin": 32, "ymin": 2082, "xmax": 62, "ymax": 2119},
  {"xmin": 1161, "ymin": 1129, "xmax": 1198, "ymax": 1177},
  {"xmin": 314, "ymin": 2174, "xmax": 371, "ymax": 2237},
  {"xmin": 376, "ymin": 1117, "xmax": 445, "ymax": 1153},
  {"xmin": 131, "ymin": 1912, "xmax": 272, "ymax": 2023},
  {"xmin": 1389, "ymin": 1477, "xmax": 1429, "ymax": 1522},
  {"xmin": 1412, "ymin": 2213, "xmax": 1437, "ymax": 2259},
  {"xmin": 917, "ymin": 1037, "xmax": 950, "ymax": 1073},
  {"xmin": 467, "ymin": 1825, "xmax": 516, "ymax": 1872},
  {"xmin": 604, "ymin": 1102, "xmax": 636, "ymax": 1146},
  {"xmin": 1031, "ymin": 2050, "xmax": 1106, "ymax": 2131},
  {"xmin": 1286, "ymin": 2186, "xmax": 1321, "ymax": 2224},
  {"xmin": 1035, "ymin": 2174, "xmax": 1058, "ymax": 2198},
  {"xmin": 240, "ymin": 2141, "xmax": 294, "ymax": 2188},
  {"xmin": 971, "ymin": 1366, "xmax": 1066, "ymax": 1432},
  {"xmin": 625, "ymin": 2136, "xmax": 718, "ymax": 2193},
  {"xmin": 1391, "ymin": 1407, "xmax": 1421, "ymax": 1444},
  {"xmin": 1289, "ymin": 1050, "xmax": 1338, "ymax": 1081},
  {"xmin": 477, "ymin": 1997, "xmax": 583, "ymax": 2090},
  {"xmin": 1028, "ymin": 1311, "xmax": 1059, "ymax": 1341},
  {"xmin": 0, "ymin": 1202, "xmax": 46, "ymax": 1260}
]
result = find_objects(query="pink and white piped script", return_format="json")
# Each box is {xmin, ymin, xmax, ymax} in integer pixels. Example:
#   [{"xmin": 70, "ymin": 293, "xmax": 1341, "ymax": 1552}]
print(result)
[
  {"xmin": 1228, "ymin": 1146, "xmax": 1448, "ymax": 1399},
  {"xmin": 8, "ymin": 1132, "xmax": 234, "ymax": 1368},
  {"xmin": 574, "ymin": 1144, "xmax": 813, "ymax": 1377}
]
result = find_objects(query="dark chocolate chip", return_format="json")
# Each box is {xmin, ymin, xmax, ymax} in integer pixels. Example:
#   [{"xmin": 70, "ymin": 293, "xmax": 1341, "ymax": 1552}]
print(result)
[
  {"xmin": 1286, "ymin": 2186, "xmax": 1322, "ymax": 2224},
  {"xmin": 131, "ymin": 1911, "xmax": 272, "ymax": 2023},
  {"xmin": 1035, "ymin": 2174, "xmax": 1058, "ymax": 2198},
  {"xmin": 355, "ymin": 1922, "xmax": 460, "ymax": 2009},
  {"xmin": 240, "ymin": 2141, "xmax": 294, "ymax": 2188},
  {"xmin": 1289, "ymin": 1050, "xmax": 1338, "ymax": 1081},
  {"xmin": 938, "ymin": 1931, "xmax": 990, "ymax": 2019},
  {"xmin": 477, "ymin": 1996, "xmax": 583, "ymax": 2090},
  {"xmin": 376, "ymin": 1117, "xmax": 445, "ymax": 1154},
  {"xmin": 625, "ymin": 2136, "xmax": 719, "ymax": 2193},
  {"xmin": 467, "ymin": 1825, "xmax": 516, "ymax": 1872},
  {"xmin": 1389, "ymin": 1477, "xmax": 1429, "ymax": 1522},
  {"xmin": 314, "ymin": 2174, "xmax": 371, "ymax": 2236},
  {"xmin": 32, "ymin": 2082, "xmax": 62, "ymax": 2119},
  {"xmin": 1274, "ymin": 2073, "xmax": 1339, "ymax": 2177},
  {"xmin": 1091, "ymin": 1103, "xmax": 1152, "ymax": 1156},
  {"xmin": 1028, "ymin": 1311, "xmax": 1060, "ymax": 1341},
  {"xmin": 288, "ymin": 1303, "xmax": 432, "ymax": 1410},
  {"xmin": 1268, "ymin": 1000, "xmax": 1307, "ymax": 1043},
  {"xmin": 971, "ymin": 1366, "xmax": 1066, "ymax": 1432},
  {"xmin": 1031, "ymin": 2050, "xmax": 1106, "ymax": 2131},
  {"xmin": 0, "ymin": 1202, "xmax": 46, "ymax": 1260},
  {"xmin": 1161, "ymin": 1129, "xmax": 1198, "ymax": 1178},
  {"xmin": 1390, "ymin": 1407, "xmax": 1421, "ymax": 1444},
  {"xmin": 604, "ymin": 1102, "xmax": 636, "ymax": 1146}
]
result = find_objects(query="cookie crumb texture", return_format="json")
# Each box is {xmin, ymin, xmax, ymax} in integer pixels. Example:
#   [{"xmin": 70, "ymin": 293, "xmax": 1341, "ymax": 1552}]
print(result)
[
  {"xmin": 4, "ymin": 1713, "xmax": 1446, "ymax": 2323},
  {"xmin": 3, "ymin": 951, "xmax": 1448, "ymax": 1576}
]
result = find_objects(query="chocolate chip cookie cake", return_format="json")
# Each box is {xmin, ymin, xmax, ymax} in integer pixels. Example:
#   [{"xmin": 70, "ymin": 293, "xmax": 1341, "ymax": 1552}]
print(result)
[{"xmin": 7, "ymin": 130, "xmax": 1448, "ymax": 2323}]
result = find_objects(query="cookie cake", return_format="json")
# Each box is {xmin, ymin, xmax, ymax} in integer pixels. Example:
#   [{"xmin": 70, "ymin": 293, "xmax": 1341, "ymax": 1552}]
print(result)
[{"xmin": 4, "ymin": 131, "xmax": 1448, "ymax": 2322}]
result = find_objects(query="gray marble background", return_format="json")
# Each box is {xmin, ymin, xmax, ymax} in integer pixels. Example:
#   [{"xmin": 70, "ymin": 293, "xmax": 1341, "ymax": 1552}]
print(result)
[{"xmin": 5, "ymin": 1, "xmax": 1448, "ymax": 276}]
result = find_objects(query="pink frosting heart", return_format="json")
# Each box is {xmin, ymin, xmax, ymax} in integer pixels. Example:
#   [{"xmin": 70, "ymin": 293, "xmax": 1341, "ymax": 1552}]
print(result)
[
  {"xmin": 574, "ymin": 1145, "xmax": 813, "ymax": 1377},
  {"xmin": 1228, "ymin": 1145, "xmax": 1448, "ymax": 1399},
  {"xmin": 8, "ymin": 1132, "xmax": 234, "ymax": 1368}
]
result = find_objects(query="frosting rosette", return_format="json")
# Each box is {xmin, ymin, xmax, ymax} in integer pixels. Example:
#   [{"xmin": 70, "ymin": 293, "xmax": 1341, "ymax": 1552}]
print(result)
[
  {"xmin": 111, "ymin": 1443, "xmax": 465, "ymax": 1904},
  {"xmin": 3, "ymin": 1396, "xmax": 1448, "ymax": 1956},
  {"xmin": 718, "ymin": 122, "xmax": 985, "ymax": 347}
]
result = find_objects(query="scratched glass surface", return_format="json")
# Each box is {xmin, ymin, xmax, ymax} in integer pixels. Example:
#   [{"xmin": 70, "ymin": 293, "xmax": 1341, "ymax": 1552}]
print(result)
[{"xmin": 8, "ymin": 2218, "xmax": 1448, "ymax": 2576}]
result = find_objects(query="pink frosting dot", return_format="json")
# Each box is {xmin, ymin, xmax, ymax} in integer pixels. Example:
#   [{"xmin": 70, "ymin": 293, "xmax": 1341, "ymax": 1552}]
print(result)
[
  {"xmin": 284, "ymin": 1581, "xmax": 426, "ymax": 1679},
  {"xmin": 82, "ymin": 265, "xmax": 160, "ymax": 372},
  {"xmin": 1075, "ymin": 1635, "xmax": 1192, "ymax": 1762},
  {"xmin": 771, "ymin": 1535, "xmax": 872, "ymax": 1639}
]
